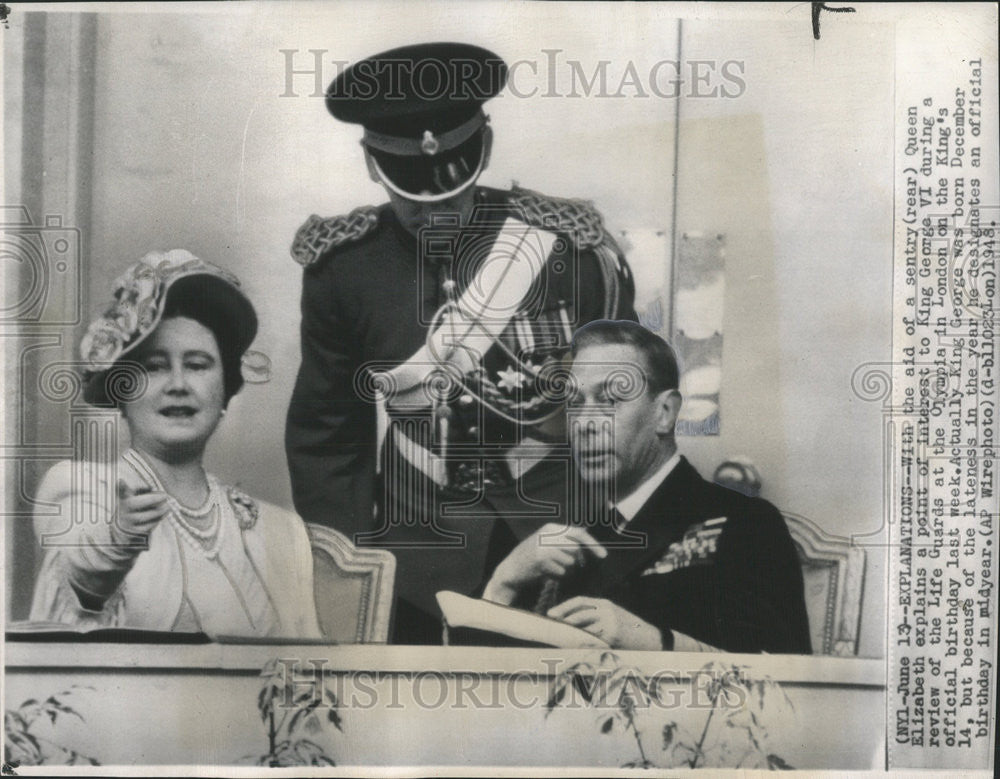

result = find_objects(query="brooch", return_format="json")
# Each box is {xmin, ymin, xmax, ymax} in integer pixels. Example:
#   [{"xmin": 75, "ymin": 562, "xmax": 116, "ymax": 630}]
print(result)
[{"xmin": 227, "ymin": 486, "xmax": 260, "ymax": 529}]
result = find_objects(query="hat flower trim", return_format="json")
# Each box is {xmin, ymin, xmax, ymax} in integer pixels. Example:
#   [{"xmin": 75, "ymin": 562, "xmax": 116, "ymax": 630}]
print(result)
[
  {"xmin": 79, "ymin": 319, "xmax": 129, "ymax": 372},
  {"xmin": 81, "ymin": 250, "xmax": 240, "ymax": 373}
]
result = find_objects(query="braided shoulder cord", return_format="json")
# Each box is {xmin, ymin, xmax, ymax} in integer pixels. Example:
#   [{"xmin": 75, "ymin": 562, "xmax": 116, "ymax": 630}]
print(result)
[{"xmin": 290, "ymin": 206, "xmax": 380, "ymax": 267}]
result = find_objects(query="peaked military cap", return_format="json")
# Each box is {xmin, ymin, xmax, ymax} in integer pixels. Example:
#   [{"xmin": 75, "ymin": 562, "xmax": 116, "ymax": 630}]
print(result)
[{"xmin": 327, "ymin": 42, "xmax": 507, "ymax": 200}]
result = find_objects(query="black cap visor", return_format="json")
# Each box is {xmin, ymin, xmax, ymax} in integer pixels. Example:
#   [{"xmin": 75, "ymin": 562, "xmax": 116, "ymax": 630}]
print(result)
[{"xmin": 369, "ymin": 131, "xmax": 485, "ymax": 201}]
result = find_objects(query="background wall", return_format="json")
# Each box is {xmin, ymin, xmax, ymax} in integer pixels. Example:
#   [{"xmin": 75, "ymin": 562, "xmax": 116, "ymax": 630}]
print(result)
[
  {"xmin": 5, "ymin": 4, "xmax": 891, "ymax": 656},
  {"xmin": 83, "ymin": 3, "xmax": 682, "ymax": 507},
  {"xmin": 674, "ymin": 19, "xmax": 894, "ymax": 658}
]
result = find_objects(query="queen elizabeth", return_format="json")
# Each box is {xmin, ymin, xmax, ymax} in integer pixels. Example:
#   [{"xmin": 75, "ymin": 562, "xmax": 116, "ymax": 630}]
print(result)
[{"xmin": 30, "ymin": 250, "xmax": 321, "ymax": 639}]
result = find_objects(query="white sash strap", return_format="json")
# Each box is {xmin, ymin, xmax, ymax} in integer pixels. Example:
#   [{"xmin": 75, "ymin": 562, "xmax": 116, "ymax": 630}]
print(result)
[
  {"xmin": 392, "ymin": 426, "xmax": 449, "ymax": 487},
  {"xmin": 382, "ymin": 217, "xmax": 557, "ymax": 403}
]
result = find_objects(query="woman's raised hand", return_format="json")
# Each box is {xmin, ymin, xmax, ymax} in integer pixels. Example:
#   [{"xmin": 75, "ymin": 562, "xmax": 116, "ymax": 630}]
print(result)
[{"xmin": 114, "ymin": 480, "xmax": 170, "ymax": 540}]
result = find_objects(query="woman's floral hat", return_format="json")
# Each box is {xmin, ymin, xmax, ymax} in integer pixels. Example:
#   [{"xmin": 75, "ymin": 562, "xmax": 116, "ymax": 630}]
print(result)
[{"xmin": 81, "ymin": 250, "xmax": 269, "ymax": 403}]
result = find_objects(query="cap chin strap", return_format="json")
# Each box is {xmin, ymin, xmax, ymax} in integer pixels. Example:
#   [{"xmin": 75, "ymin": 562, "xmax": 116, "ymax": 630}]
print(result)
[{"xmin": 369, "ymin": 140, "xmax": 486, "ymax": 204}]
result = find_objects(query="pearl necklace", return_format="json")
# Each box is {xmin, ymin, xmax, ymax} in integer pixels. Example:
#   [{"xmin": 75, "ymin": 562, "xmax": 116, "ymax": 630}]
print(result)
[
  {"xmin": 122, "ymin": 449, "xmax": 224, "ymax": 559},
  {"xmin": 168, "ymin": 477, "xmax": 224, "ymax": 559}
]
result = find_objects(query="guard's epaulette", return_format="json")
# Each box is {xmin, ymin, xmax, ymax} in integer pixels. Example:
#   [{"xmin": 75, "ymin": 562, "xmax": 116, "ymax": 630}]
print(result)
[
  {"xmin": 290, "ymin": 206, "xmax": 380, "ymax": 267},
  {"xmin": 507, "ymin": 184, "xmax": 614, "ymax": 251},
  {"xmin": 507, "ymin": 184, "xmax": 632, "ymax": 318}
]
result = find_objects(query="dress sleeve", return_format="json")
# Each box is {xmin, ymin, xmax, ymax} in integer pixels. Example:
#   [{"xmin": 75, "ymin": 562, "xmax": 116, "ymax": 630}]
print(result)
[
  {"xmin": 285, "ymin": 264, "xmax": 377, "ymax": 539},
  {"xmin": 29, "ymin": 461, "xmax": 133, "ymax": 626},
  {"xmin": 250, "ymin": 501, "xmax": 323, "ymax": 640}
]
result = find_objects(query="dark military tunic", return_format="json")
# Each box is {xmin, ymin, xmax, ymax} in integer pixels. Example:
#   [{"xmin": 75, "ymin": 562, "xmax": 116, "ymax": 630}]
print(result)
[{"xmin": 286, "ymin": 185, "xmax": 636, "ymax": 642}]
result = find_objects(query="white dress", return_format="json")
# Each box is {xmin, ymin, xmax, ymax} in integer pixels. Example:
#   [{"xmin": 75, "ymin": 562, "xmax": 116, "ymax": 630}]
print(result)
[{"xmin": 30, "ymin": 450, "xmax": 322, "ymax": 640}]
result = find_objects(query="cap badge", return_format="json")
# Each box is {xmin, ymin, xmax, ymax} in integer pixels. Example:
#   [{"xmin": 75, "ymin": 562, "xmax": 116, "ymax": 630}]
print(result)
[{"xmin": 421, "ymin": 130, "xmax": 440, "ymax": 156}]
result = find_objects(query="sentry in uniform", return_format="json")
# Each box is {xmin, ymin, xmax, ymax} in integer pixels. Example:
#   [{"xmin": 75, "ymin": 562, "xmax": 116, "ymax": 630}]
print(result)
[{"xmin": 286, "ymin": 41, "xmax": 637, "ymax": 644}]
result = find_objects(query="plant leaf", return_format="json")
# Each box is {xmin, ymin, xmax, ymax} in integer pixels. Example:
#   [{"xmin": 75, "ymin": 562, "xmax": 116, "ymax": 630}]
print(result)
[
  {"xmin": 673, "ymin": 743, "xmax": 698, "ymax": 768},
  {"xmin": 5, "ymin": 711, "xmax": 29, "ymax": 735},
  {"xmin": 289, "ymin": 700, "xmax": 322, "ymax": 734},
  {"xmin": 599, "ymin": 651, "xmax": 620, "ymax": 667},
  {"xmin": 293, "ymin": 689, "xmax": 317, "ymax": 706},
  {"xmin": 6, "ymin": 729, "xmax": 42, "ymax": 762},
  {"xmin": 662, "ymin": 721, "xmax": 677, "ymax": 750},
  {"xmin": 571, "ymin": 673, "xmax": 598, "ymax": 704},
  {"xmin": 257, "ymin": 687, "xmax": 270, "ymax": 722},
  {"xmin": 293, "ymin": 738, "xmax": 321, "ymax": 762},
  {"xmin": 17, "ymin": 703, "xmax": 42, "ymax": 725},
  {"xmin": 768, "ymin": 753, "xmax": 794, "ymax": 770},
  {"xmin": 259, "ymin": 682, "xmax": 276, "ymax": 720},
  {"xmin": 545, "ymin": 679, "xmax": 569, "ymax": 712},
  {"xmin": 53, "ymin": 702, "xmax": 84, "ymax": 722}
]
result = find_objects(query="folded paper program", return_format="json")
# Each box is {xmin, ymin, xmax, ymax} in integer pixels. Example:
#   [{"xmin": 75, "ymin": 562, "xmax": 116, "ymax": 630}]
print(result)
[{"xmin": 437, "ymin": 591, "xmax": 610, "ymax": 648}]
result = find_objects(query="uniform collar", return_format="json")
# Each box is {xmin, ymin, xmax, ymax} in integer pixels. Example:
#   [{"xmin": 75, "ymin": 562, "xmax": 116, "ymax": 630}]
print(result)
[{"xmin": 614, "ymin": 451, "xmax": 681, "ymax": 522}]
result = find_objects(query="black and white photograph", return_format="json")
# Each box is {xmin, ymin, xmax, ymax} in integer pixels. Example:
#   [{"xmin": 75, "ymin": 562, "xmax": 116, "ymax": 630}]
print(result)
[{"xmin": 1, "ymin": 1, "xmax": 997, "ymax": 775}]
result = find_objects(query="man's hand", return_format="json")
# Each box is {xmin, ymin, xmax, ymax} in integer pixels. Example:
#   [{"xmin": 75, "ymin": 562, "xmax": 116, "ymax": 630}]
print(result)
[
  {"xmin": 483, "ymin": 524, "xmax": 607, "ymax": 605},
  {"xmin": 547, "ymin": 597, "xmax": 663, "ymax": 650}
]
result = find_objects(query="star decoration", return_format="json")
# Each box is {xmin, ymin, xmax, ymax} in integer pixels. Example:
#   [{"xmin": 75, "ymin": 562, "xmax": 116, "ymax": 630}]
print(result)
[{"xmin": 496, "ymin": 365, "xmax": 528, "ymax": 392}]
